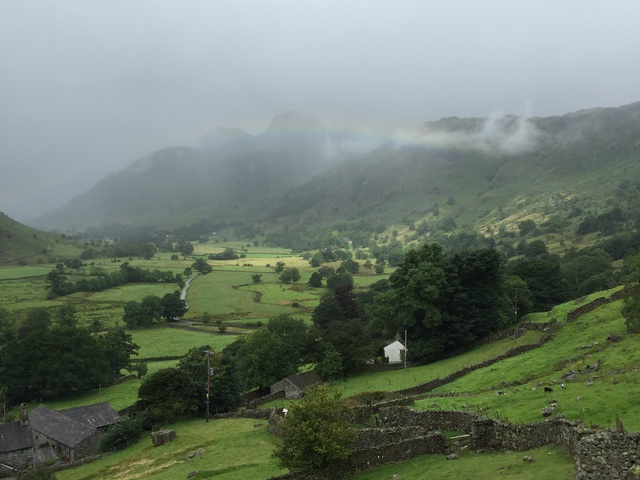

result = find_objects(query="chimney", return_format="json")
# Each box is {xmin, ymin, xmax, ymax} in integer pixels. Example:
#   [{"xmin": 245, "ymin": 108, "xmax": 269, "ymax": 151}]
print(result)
[{"xmin": 19, "ymin": 403, "xmax": 29, "ymax": 427}]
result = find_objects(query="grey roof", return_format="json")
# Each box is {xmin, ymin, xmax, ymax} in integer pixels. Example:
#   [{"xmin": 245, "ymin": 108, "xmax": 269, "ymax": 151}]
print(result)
[
  {"xmin": 59, "ymin": 402, "xmax": 121, "ymax": 429},
  {"xmin": 286, "ymin": 371, "xmax": 323, "ymax": 391},
  {"xmin": 29, "ymin": 405, "xmax": 95, "ymax": 449},
  {"xmin": 0, "ymin": 422, "xmax": 33, "ymax": 453}
]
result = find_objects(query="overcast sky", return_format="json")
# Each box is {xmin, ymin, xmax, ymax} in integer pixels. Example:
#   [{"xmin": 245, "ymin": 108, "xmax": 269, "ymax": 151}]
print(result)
[{"xmin": 2, "ymin": 1, "xmax": 639, "ymax": 223}]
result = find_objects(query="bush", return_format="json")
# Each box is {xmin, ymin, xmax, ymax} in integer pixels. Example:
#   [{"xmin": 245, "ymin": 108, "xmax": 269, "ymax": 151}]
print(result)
[{"xmin": 99, "ymin": 416, "xmax": 144, "ymax": 452}]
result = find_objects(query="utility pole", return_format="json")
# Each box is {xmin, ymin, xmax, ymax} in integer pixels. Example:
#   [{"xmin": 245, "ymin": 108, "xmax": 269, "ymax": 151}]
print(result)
[
  {"xmin": 205, "ymin": 349, "xmax": 212, "ymax": 422},
  {"xmin": 403, "ymin": 330, "xmax": 407, "ymax": 369}
]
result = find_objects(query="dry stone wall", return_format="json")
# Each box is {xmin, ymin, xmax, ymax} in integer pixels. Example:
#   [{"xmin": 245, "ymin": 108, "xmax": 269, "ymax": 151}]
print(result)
[{"xmin": 574, "ymin": 431, "xmax": 640, "ymax": 479}]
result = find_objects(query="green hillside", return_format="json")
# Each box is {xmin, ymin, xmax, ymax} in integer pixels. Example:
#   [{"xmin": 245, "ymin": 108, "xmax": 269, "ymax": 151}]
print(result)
[
  {"xmin": 0, "ymin": 211, "xmax": 81, "ymax": 264},
  {"xmin": 30, "ymin": 103, "xmax": 640, "ymax": 255}
]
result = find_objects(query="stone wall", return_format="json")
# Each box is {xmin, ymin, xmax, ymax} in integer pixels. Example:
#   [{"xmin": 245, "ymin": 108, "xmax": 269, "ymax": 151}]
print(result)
[
  {"xmin": 379, "ymin": 406, "xmax": 481, "ymax": 433},
  {"xmin": 471, "ymin": 417, "xmax": 587, "ymax": 453},
  {"xmin": 395, "ymin": 341, "xmax": 547, "ymax": 396},
  {"xmin": 574, "ymin": 431, "xmax": 640, "ymax": 479},
  {"xmin": 0, "ymin": 448, "xmax": 32, "ymax": 476},
  {"xmin": 247, "ymin": 390, "xmax": 285, "ymax": 409}
]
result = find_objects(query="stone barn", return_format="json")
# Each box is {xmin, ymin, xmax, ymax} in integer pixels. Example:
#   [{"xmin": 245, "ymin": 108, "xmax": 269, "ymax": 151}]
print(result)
[
  {"xmin": 28, "ymin": 402, "xmax": 121, "ymax": 462},
  {"xmin": 0, "ymin": 421, "xmax": 34, "ymax": 474},
  {"xmin": 270, "ymin": 371, "xmax": 323, "ymax": 399}
]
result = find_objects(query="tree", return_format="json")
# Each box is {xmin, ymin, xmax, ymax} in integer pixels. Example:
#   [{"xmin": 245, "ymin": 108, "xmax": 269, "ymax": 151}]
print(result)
[
  {"xmin": 122, "ymin": 296, "xmax": 164, "ymax": 328},
  {"xmin": 18, "ymin": 308, "xmax": 52, "ymax": 338},
  {"xmin": 622, "ymin": 253, "xmax": 640, "ymax": 332},
  {"xmin": 137, "ymin": 345, "xmax": 241, "ymax": 419},
  {"xmin": 237, "ymin": 328, "xmax": 296, "ymax": 389},
  {"xmin": 160, "ymin": 292, "xmax": 188, "ymax": 321},
  {"xmin": 308, "ymin": 272, "xmax": 323, "ymax": 288},
  {"xmin": 251, "ymin": 274, "xmax": 262, "ymax": 284},
  {"xmin": 274, "ymin": 385, "xmax": 356, "ymax": 473},
  {"xmin": 55, "ymin": 302, "xmax": 77, "ymax": 327},
  {"xmin": 100, "ymin": 329, "xmax": 139, "ymax": 378},
  {"xmin": 274, "ymin": 261, "xmax": 286, "ymax": 273},
  {"xmin": 316, "ymin": 343, "xmax": 343, "ymax": 380},
  {"xmin": 0, "ymin": 326, "xmax": 137, "ymax": 404},
  {"xmin": 509, "ymin": 257, "xmax": 570, "ymax": 312},
  {"xmin": 518, "ymin": 219, "xmax": 537, "ymax": 236},
  {"xmin": 191, "ymin": 258, "xmax": 212, "ymax": 275},
  {"xmin": 45, "ymin": 269, "xmax": 72, "ymax": 296},
  {"xmin": 280, "ymin": 267, "xmax": 301, "ymax": 284},
  {"xmin": 503, "ymin": 275, "xmax": 533, "ymax": 322},
  {"xmin": 0, "ymin": 307, "xmax": 15, "ymax": 344},
  {"xmin": 341, "ymin": 258, "xmax": 360, "ymax": 274}
]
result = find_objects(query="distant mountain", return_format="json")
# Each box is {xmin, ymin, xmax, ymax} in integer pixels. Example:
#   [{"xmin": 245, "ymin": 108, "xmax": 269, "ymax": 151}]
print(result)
[
  {"xmin": 32, "ymin": 104, "xmax": 640, "ymax": 249},
  {"xmin": 33, "ymin": 112, "xmax": 370, "ymax": 231}
]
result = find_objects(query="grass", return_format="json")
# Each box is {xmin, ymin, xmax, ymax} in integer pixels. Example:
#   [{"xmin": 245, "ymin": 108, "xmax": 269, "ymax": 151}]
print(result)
[
  {"xmin": 129, "ymin": 327, "xmax": 238, "ymax": 359},
  {"xmin": 55, "ymin": 417, "xmax": 286, "ymax": 480},
  {"xmin": 347, "ymin": 445, "xmax": 573, "ymax": 480},
  {"xmin": 330, "ymin": 330, "xmax": 543, "ymax": 399}
]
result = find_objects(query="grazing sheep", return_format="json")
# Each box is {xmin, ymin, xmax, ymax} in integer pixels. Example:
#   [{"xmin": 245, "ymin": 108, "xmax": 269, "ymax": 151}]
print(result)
[
  {"xmin": 544, "ymin": 386, "xmax": 553, "ymax": 393},
  {"xmin": 560, "ymin": 383, "xmax": 565, "ymax": 390},
  {"xmin": 496, "ymin": 391, "xmax": 506, "ymax": 396}
]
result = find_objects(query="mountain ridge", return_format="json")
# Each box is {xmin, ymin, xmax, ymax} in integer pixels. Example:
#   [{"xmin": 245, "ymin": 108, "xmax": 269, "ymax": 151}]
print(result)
[{"xmin": 30, "ymin": 104, "xmax": 640, "ymax": 249}]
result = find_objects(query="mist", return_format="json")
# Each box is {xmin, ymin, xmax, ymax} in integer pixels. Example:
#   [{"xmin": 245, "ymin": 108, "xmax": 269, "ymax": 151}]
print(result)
[{"xmin": 2, "ymin": 1, "xmax": 640, "ymax": 223}]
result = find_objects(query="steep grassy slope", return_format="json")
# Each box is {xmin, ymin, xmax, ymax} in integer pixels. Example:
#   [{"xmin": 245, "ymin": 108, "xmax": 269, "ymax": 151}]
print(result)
[{"xmin": 0, "ymin": 212, "xmax": 80, "ymax": 264}]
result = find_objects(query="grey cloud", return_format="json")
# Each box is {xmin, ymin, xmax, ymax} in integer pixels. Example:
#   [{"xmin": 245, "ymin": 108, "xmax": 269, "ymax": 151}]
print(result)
[{"xmin": 1, "ymin": 1, "xmax": 639, "ymax": 221}]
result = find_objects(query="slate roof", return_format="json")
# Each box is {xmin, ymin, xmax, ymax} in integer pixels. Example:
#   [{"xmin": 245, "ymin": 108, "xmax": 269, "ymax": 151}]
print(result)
[
  {"xmin": 59, "ymin": 402, "xmax": 121, "ymax": 429},
  {"xmin": 29, "ymin": 405, "xmax": 95, "ymax": 449},
  {"xmin": 0, "ymin": 422, "xmax": 33, "ymax": 453},
  {"xmin": 286, "ymin": 371, "xmax": 323, "ymax": 391}
]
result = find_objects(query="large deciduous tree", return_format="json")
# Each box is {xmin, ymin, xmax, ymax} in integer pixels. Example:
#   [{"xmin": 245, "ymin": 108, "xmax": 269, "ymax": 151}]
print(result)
[{"xmin": 274, "ymin": 385, "xmax": 356, "ymax": 473}]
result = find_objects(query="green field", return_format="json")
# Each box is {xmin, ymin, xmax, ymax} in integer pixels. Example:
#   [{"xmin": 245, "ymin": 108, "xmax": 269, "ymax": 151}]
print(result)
[
  {"xmin": 56, "ymin": 417, "xmax": 286, "ymax": 480},
  {"xmin": 130, "ymin": 327, "xmax": 237, "ymax": 359}
]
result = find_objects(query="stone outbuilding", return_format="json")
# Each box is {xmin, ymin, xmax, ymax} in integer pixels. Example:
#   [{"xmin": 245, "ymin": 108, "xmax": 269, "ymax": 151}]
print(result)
[
  {"xmin": 0, "ymin": 421, "xmax": 35, "ymax": 474},
  {"xmin": 270, "ymin": 371, "xmax": 323, "ymax": 399},
  {"xmin": 0, "ymin": 401, "xmax": 122, "ymax": 472}
]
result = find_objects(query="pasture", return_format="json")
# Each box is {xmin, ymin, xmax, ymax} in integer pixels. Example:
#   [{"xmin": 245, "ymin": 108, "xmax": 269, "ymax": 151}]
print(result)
[
  {"xmin": 130, "ymin": 327, "xmax": 237, "ymax": 359},
  {"xmin": 55, "ymin": 417, "xmax": 286, "ymax": 480}
]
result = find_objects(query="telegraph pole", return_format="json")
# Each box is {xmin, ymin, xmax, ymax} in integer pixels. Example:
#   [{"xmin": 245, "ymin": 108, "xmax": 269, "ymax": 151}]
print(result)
[{"xmin": 205, "ymin": 349, "xmax": 212, "ymax": 422}]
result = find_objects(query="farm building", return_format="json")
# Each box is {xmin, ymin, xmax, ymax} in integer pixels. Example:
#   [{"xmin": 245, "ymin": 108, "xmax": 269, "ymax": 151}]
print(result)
[
  {"xmin": 384, "ymin": 340, "xmax": 406, "ymax": 364},
  {"xmin": 0, "ymin": 420, "xmax": 35, "ymax": 474},
  {"xmin": 270, "ymin": 371, "xmax": 323, "ymax": 399},
  {"xmin": 0, "ymin": 402, "xmax": 121, "ymax": 473}
]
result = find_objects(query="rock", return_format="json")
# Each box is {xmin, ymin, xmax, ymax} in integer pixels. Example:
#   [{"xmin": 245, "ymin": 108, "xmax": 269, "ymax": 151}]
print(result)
[
  {"xmin": 187, "ymin": 471, "xmax": 200, "ymax": 479},
  {"xmin": 542, "ymin": 407, "xmax": 555, "ymax": 417},
  {"xmin": 151, "ymin": 429, "xmax": 176, "ymax": 446},
  {"xmin": 607, "ymin": 333, "xmax": 622, "ymax": 342},
  {"xmin": 523, "ymin": 455, "xmax": 536, "ymax": 463},
  {"xmin": 446, "ymin": 453, "xmax": 459, "ymax": 460}
]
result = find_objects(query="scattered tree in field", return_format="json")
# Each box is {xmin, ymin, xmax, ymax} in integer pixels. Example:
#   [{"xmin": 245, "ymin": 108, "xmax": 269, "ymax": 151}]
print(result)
[
  {"xmin": 201, "ymin": 311, "xmax": 212, "ymax": 325},
  {"xmin": 280, "ymin": 267, "xmax": 301, "ymax": 284},
  {"xmin": 274, "ymin": 385, "xmax": 355, "ymax": 473},
  {"xmin": 191, "ymin": 258, "xmax": 213, "ymax": 274},
  {"xmin": 45, "ymin": 269, "xmax": 72, "ymax": 297},
  {"xmin": 308, "ymin": 272, "xmax": 323, "ymax": 288},
  {"xmin": 274, "ymin": 261, "xmax": 286, "ymax": 273},
  {"xmin": 251, "ymin": 273, "xmax": 262, "ymax": 284},
  {"xmin": 160, "ymin": 292, "xmax": 188, "ymax": 321},
  {"xmin": 122, "ymin": 296, "xmax": 164, "ymax": 328}
]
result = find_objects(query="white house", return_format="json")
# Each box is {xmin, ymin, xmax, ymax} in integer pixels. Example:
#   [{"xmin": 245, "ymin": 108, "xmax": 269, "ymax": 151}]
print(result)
[{"xmin": 384, "ymin": 340, "xmax": 406, "ymax": 364}]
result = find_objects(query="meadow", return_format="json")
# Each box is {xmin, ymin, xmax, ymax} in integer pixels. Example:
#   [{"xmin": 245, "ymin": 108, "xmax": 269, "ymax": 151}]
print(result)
[{"xmin": 3, "ymin": 240, "xmax": 639, "ymax": 479}]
